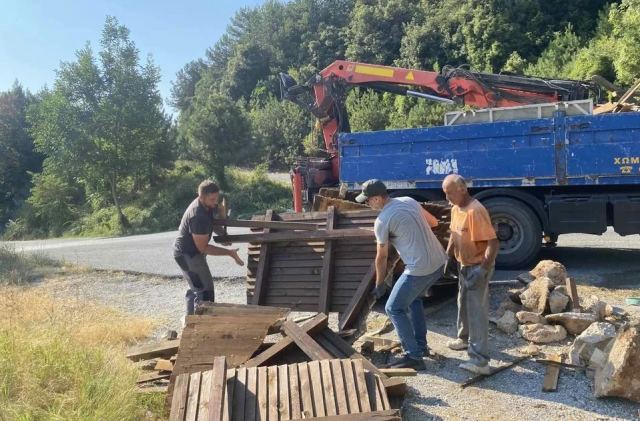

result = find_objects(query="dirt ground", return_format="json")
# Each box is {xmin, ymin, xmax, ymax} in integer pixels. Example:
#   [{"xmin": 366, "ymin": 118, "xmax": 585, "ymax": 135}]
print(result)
[{"xmin": 29, "ymin": 269, "xmax": 640, "ymax": 420}]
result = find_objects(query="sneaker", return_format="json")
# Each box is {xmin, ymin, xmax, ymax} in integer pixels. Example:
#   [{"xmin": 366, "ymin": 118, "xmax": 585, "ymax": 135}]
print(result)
[
  {"xmin": 447, "ymin": 338, "xmax": 469, "ymax": 350},
  {"xmin": 388, "ymin": 355, "xmax": 427, "ymax": 371},
  {"xmin": 459, "ymin": 361, "xmax": 491, "ymax": 375}
]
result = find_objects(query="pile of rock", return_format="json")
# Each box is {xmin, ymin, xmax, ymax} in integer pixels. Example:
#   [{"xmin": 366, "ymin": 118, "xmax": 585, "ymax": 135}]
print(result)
[{"xmin": 494, "ymin": 259, "xmax": 639, "ymax": 403}]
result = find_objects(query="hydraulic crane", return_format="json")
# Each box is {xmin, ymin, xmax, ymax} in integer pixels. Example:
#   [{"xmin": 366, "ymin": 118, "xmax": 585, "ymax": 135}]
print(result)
[{"xmin": 280, "ymin": 60, "xmax": 600, "ymax": 211}]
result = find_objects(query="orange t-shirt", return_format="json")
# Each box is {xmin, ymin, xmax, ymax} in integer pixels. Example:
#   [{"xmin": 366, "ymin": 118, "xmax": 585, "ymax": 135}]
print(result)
[{"xmin": 450, "ymin": 199, "xmax": 497, "ymax": 266}]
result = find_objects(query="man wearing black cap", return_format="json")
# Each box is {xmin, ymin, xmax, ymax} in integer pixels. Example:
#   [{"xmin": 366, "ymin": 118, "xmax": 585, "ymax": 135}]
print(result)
[{"xmin": 356, "ymin": 179, "xmax": 447, "ymax": 370}]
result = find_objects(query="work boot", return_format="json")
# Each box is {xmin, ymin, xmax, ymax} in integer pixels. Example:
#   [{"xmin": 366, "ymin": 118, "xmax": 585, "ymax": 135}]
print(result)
[
  {"xmin": 447, "ymin": 338, "xmax": 469, "ymax": 350},
  {"xmin": 387, "ymin": 355, "xmax": 426, "ymax": 371},
  {"xmin": 459, "ymin": 361, "xmax": 491, "ymax": 375}
]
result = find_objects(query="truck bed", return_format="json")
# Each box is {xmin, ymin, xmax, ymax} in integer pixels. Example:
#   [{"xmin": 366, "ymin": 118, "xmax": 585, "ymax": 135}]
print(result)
[{"xmin": 339, "ymin": 111, "xmax": 640, "ymax": 189}]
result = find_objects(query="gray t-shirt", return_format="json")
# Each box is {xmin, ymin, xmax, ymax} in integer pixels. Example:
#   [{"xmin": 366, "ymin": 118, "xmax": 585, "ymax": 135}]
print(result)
[
  {"xmin": 173, "ymin": 198, "xmax": 215, "ymax": 257},
  {"xmin": 374, "ymin": 197, "xmax": 447, "ymax": 276}
]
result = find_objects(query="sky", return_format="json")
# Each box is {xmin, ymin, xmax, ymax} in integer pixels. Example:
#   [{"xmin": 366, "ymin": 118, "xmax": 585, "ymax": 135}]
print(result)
[{"xmin": 0, "ymin": 0, "xmax": 266, "ymax": 111}]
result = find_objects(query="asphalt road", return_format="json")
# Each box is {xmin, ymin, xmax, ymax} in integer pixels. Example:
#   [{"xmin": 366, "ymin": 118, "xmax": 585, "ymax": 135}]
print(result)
[{"xmin": 5, "ymin": 228, "xmax": 640, "ymax": 284}]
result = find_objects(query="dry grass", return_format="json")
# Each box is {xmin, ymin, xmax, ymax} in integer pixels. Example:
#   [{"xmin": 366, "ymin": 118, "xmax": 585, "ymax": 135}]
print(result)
[
  {"xmin": 0, "ymin": 287, "xmax": 165, "ymax": 420},
  {"xmin": 577, "ymin": 284, "xmax": 639, "ymax": 306}
]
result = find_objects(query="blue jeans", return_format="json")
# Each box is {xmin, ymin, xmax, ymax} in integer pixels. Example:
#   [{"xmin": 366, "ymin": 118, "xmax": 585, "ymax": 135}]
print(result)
[{"xmin": 385, "ymin": 266, "xmax": 444, "ymax": 360}]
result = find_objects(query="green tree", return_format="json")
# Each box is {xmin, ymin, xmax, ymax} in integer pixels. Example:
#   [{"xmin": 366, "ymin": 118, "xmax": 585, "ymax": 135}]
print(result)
[
  {"xmin": 179, "ymin": 80, "xmax": 250, "ymax": 190},
  {"xmin": 28, "ymin": 16, "xmax": 170, "ymax": 230},
  {"xmin": 525, "ymin": 26, "xmax": 582, "ymax": 78},
  {"xmin": 0, "ymin": 82, "xmax": 42, "ymax": 228}
]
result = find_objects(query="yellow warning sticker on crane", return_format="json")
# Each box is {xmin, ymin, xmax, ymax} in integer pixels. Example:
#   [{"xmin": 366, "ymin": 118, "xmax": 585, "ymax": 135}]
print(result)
[
  {"xmin": 354, "ymin": 64, "xmax": 394, "ymax": 78},
  {"xmin": 405, "ymin": 71, "xmax": 415, "ymax": 81}
]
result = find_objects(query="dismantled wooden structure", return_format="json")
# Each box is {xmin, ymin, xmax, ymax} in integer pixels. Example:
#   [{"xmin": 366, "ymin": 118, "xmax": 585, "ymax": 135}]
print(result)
[
  {"xmin": 170, "ymin": 356, "xmax": 396, "ymax": 421},
  {"xmin": 219, "ymin": 205, "xmax": 450, "ymax": 331}
]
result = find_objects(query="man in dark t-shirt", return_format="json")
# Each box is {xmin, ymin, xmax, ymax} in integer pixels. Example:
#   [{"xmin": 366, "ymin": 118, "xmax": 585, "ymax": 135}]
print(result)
[{"xmin": 173, "ymin": 180, "xmax": 244, "ymax": 319}]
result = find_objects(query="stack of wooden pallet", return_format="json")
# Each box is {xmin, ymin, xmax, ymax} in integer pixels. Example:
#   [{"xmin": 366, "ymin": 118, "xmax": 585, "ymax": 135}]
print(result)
[{"xmin": 170, "ymin": 356, "xmax": 399, "ymax": 421}]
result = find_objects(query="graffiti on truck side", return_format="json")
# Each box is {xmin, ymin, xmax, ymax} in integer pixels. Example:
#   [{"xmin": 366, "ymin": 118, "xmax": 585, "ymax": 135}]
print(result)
[
  {"xmin": 614, "ymin": 156, "xmax": 640, "ymax": 174},
  {"xmin": 426, "ymin": 158, "xmax": 459, "ymax": 175}
]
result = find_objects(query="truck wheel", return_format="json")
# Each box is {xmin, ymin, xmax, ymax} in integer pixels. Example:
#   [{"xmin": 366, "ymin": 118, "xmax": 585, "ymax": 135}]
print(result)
[{"xmin": 482, "ymin": 197, "xmax": 542, "ymax": 269}]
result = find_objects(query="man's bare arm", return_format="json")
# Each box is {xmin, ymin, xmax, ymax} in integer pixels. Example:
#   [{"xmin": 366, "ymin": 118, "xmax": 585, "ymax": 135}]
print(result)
[
  {"xmin": 481, "ymin": 238, "xmax": 499, "ymax": 270},
  {"xmin": 375, "ymin": 243, "xmax": 389, "ymax": 285},
  {"xmin": 193, "ymin": 234, "xmax": 244, "ymax": 265}
]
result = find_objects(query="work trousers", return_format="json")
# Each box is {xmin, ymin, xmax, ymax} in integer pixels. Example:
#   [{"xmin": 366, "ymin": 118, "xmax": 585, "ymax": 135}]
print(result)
[
  {"xmin": 174, "ymin": 253, "xmax": 215, "ymax": 316},
  {"xmin": 457, "ymin": 264, "xmax": 494, "ymax": 367}
]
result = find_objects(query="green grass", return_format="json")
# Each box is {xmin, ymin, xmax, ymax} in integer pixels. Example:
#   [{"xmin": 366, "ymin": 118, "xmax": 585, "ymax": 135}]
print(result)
[{"xmin": 0, "ymin": 244, "xmax": 61, "ymax": 284}]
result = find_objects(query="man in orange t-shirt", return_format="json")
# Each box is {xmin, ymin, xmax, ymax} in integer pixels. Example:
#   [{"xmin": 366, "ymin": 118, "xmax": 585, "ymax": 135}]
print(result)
[{"xmin": 442, "ymin": 174, "xmax": 498, "ymax": 375}]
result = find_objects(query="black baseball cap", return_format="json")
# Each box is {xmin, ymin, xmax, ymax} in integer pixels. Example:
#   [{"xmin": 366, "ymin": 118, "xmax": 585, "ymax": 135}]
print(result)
[{"xmin": 355, "ymin": 179, "xmax": 387, "ymax": 203}]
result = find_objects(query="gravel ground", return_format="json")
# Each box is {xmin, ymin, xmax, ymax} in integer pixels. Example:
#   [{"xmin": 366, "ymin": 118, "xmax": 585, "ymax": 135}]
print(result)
[{"xmin": 32, "ymin": 270, "xmax": 640, "ymax": 420}]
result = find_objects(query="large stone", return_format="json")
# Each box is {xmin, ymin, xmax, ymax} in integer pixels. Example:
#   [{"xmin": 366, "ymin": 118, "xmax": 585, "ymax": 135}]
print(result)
[
  {"xmin": 529, "ymin": 260, "xmax": 568, "ymax": 286},
  {"xmin": 507, "ymin": 288, "xmax": 525, "ymax": 304},
  {"xmin": 594, "ymin": 324, "xmax": 640, "ymax": 402},
  {"xmin": 495, "ymin": 298, "xmax": 522, "ymax": 318},
  {"xmin": 497, "ymin": 310, "xmax": 518, "ymax": 334},
  {"xmin": 568, "ymin": 322, "xmax": 617, "ymax": 365},
  {"xmin": 520, "ymin": 277, "xmax": 553, "ymax": 313},
  {"xmin": 581, "ymin": 295, "xmax": 613, "ymax": 321},
  {"xmin": 548, "ymin": 288, "xmax": 570, "ymax": 314},
  {"xmin": 516, "ymin": 311, "xmax": 547, "ymax": 325},
  {"xmin": 519, "ymin": 323, "xmax": 567, "ymax": 343},
  {"xmin": 545, "ymin": 312, "xmax": 597, "ymax": 335}
]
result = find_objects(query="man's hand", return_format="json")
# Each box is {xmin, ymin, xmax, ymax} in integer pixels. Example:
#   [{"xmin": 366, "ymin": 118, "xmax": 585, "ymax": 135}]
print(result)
[
  {"xmin": 443, "ymin": 255, "xmax": 458, "ymax": 277},
  {"xmin": 370, "ymin": 283, "xmax": 388, "ymax": 300},
  {"xmin": 465, "ymin": 265, "xmax": 487, "ymax": 289},
  {"xmin": 228, "ymin": 248, "xmax": 244, "ymax": 266}
]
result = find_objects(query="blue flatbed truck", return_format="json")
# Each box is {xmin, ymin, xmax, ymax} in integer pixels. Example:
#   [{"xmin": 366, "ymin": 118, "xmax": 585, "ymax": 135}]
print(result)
[{"xmin": 338, "ymin": 110, "xmax": 640, "ymax": 268}]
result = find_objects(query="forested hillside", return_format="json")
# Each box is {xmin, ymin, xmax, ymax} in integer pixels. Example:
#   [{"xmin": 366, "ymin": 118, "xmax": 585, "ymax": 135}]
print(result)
[{"xmin": 2, "ymin": 0, "xmax": 639, "ymax": 238}]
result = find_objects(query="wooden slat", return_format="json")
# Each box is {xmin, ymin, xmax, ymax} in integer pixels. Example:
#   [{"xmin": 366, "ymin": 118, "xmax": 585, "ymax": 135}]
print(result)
[
  {"xmin": 291, "ymin": 409, "xmax": 401, "ymax": 421},
  {"xmin": 279, "ymin": 364, "xmax": 290, "ymax": 421},
  {"xmin": 319, "ymin": 206, "xmax": 336, "ymax": 313},
  {"xmin": 341, "ymin": 360, "xmax": 361, "ymax": 413},
  {"xmin": 169, "ymin": 373, "xmax": 190, "ymax": 421},
  {"xmin": 268, "ymin": 365, "xmax": 279, "ymax": 421},
  {"xmin": 208, "ymin": 356, "xmax": 227, "ymax": 421},
  {"xmin": 127, "ymin": 339, "xmax": 179, "ymax": 361},
  {"xmin": 289, "ymin": 363, "xmax": 302, "ymax": 420},
  {"xmin": 252, "ymin": 209, "xmax": 274, "ymax": 305},
  {"xmin": 233, "ymin": 368, "xmax": 248, "ymax": 421},
  {"xmin": 212, "ymin": 218, "xmax": 319, "ymax": 230},
  {"xmin": 282, "ymin": 320, "xmax": 334, "ymax": 361},
  {"xmin": 298, "ymin": 362, "xmax": 315, "ymax": 418},
  {"xmin": 330, "ymin": 360, "xmax": 349, "ymax": 415},
  {"xmin": 258, "ymin": 366, "xmax": 269, "ymax": 421},
  {"xmin": 376, "ymin": 376, "xmax": 390, "ymax": 410},
  {"xmin": 198, "ymin": 370, "xmax": 213, "ymax": 420},
  {"xmin": 222, "ymin": 368, "xmax": 236, "ymax": 421},
  {"xmin": 542, "ymin": 354, "xmax": 562, "ymax": 392},
  {"xmin": 320, "ymin": 360, "xmax": 338, "ymax": 416},
  {"xmin": 245, "ymin": 367, "xmax": 258, "ymax": 421},
  {"xmin": 244, "ymin": 314, "xmax": 328, "ymax": 367},
  {"xmin": 379, "ymin": 368, "xmax": 417, "ymax": 377},
  {"xmin": 216, "ymin": 228, "xmax": 374, "ymax": 244},
  {"xmin": 185, "ymin": 371, "xmax": 202, "ymax": 421},
  {"xmin": 308, "ymin": 361, "xmax": 326, "ymax": 417},
  {"xmin": 137, "ymin": 371, "xmax": 171, "ymax": 384},
  {"xmin": 338, "ymin": 263, "xmax": 376, "ymax": 332},
  {"xmin": 352, "ymin": 360, "xmax": 371, "ymax": 412},
  {"xmin": 366, "ymin": 372, "xmax": 382, "ymax": 411}
]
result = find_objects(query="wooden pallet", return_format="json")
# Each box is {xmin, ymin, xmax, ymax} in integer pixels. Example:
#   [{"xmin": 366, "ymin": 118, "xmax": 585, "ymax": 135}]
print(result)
[{"xmin": 170, "ymin": 357, "xmax": 394, "ymax": 421}]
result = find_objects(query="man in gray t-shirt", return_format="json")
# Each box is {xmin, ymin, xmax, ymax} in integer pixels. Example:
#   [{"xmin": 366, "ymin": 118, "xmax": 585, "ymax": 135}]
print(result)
[{"xmin": 357, "ymin": 179, "xmax": 447, "ymax": 370}]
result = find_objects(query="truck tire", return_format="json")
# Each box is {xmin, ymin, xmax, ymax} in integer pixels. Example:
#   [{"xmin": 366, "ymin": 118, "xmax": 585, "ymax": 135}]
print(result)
[{"xmin": 481, "ymin": 197, "xmax": 542, "ymax": 269}]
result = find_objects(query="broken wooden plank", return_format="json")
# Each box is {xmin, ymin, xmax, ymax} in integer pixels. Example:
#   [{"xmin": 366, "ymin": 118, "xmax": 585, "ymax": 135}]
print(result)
[
  {"xmin": 379, "ymin": 368, "xmax": 417, "ymax": 377},
  {"xmin": 243, "ymin": 313, "xmax": 328, "ymax": 367},
  {"xmin": 169, "ymin": 373, "xmax": 190, "ymax": 421},
  {"xmin": 252, "ymin": 209, "xmax": 274, "ymax": 305},
  {"xmin": 542, "ymin": 354, "xmax": 562, "ymax": 392},
  {"xmin": 338, "ymin": 262, "xmax": 376, "ymax": 332},
  {"xmin": 215, "ymin": 228, "xmax": 375, "ymax": 244},
  {"xmin": 209, "ymin": 357, "xmax": 227, "ymax": 421},
  {"xmin": 283, "ymin": 320, "xmax": 334, "ymax": 361},
  {"xmin": 212, "ymin": 218, "xmax": 320, "ymax": 230},
  {"xmin": 461, "ymin": 356, "xmax": 529, "ymax": 388},
  {"xmin": 319, "ymin": 206, "xmax": 337, "ymax": 313},
  {"xmin": 184, "ymin": 371, "xmax": 201, "ymax": 421},
  {"xmin": 566, "ymin": 277, "xmax": 581, "ymax": 311},
  {"xmin": 137, "ymin": 371, "xmax": 171, "ymax": 384},
  {"xmin": 126, "ymin": 339, "xmax": 178, "ymax": 362},
  {"xmin": 154, "ymin": 359, "xmax": 174, "ymax": 372}
]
